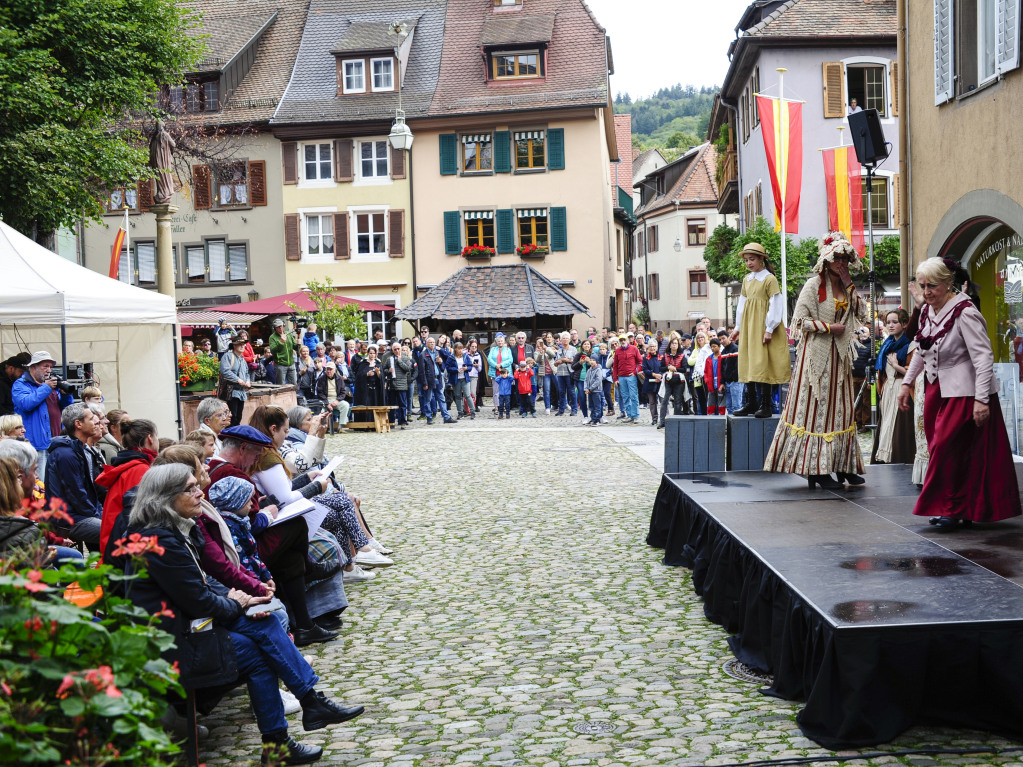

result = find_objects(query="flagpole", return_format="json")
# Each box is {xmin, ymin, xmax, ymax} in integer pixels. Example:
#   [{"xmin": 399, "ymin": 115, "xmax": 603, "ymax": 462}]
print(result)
[
  {"xmin": 778, "ymin": 68, "xmax": 788, "ymax": 327},
  {"xmin": 123, "ymin": 208, "xmax": 129, "ymax": 281}
]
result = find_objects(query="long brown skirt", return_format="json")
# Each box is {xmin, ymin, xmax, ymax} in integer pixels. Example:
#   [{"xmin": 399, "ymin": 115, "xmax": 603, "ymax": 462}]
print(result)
[{"xmin": 913, "ymin": 378, "xmax": 1022, "ymax": 522}]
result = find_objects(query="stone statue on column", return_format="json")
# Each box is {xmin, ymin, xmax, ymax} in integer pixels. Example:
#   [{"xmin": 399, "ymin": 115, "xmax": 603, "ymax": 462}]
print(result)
[{"xmin": 149, "ymin": 119, "xmax": 176, "ymax": 204}]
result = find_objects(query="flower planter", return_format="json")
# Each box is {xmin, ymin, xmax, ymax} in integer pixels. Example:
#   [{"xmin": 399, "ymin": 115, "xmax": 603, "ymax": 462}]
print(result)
[
  {"xmin": 517, "ymin": 246, "xmax": 549, "ymax": 258},
  {"xmin": 461, "ymin": 246, "xmax": 496, "ymax": 260},
  {"xmin": 179, "ymin": 380, "xmax": 215, "ymax": 393}
]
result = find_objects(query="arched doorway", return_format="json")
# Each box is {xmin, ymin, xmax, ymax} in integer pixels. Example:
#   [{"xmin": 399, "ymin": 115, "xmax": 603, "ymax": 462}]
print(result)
[{"xmin": 929, "ymin": 191, "xmax": 1023, "ymax": 364}]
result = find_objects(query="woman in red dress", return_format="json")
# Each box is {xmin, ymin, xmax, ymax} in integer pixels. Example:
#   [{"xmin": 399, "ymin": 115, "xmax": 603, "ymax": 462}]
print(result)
[{"xmin": 898, "ymin": 257, "xmax": 1021, "ymax": 530}]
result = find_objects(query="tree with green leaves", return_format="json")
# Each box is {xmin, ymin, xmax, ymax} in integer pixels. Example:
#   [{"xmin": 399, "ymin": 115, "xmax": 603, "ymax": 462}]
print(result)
[
  {"xmin": 702, "ymin": 217, "xmax": 818, "ymax": 299},
  {"xmin": 0, "ymin": 0, "xmax": 201, "ymax": 240},
  {"xmin": 287, "ymin": 278, "xmax": 368, "ymax": 342}
]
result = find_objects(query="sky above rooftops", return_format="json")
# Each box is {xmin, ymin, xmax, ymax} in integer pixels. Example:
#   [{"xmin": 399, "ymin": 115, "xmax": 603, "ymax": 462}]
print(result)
[{"xmin": 585, "ymin": 0, "xmax": 751, "ymax": 99}]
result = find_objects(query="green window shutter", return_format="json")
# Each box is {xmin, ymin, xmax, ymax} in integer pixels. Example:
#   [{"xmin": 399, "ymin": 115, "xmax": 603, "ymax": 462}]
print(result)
[
  {"xmin": 550, "ymin": 207, "xmax": 567, "ymax": 251},
  {"xmin": 494, "ymin": 131, "xmax": 511, "ymax": 173},
  {"xmin": 439, "ymin": 134, "xmax": 458, "ymax": 176},
  {"xmin": 496, "ymin": 208, "xmax": 515, "ymax": 253},
  {"xmin": 444, "ymin": 211, "xmax": 462, "ymax": 254},
  {"xmin": 547, "ymin": 128, "xmax": 565, "ymax": 170}
]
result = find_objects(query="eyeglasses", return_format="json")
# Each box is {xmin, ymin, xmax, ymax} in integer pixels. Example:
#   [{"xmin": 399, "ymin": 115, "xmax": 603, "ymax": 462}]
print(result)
[{"xmin": 181, "ymin": 484, "xmax": 203, "ymax": 496}]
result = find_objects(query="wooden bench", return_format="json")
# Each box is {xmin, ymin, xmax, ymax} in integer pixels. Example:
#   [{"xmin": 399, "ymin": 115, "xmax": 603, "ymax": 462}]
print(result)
[{"xmin": 347, "ymin": 405, "xmax": 397, "ymax": 433}]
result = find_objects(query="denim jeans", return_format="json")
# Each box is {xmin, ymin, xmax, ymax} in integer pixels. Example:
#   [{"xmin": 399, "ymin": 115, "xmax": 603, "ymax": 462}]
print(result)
[
  {"xmin": 228, "ymin": 613, "xmax": 318, "ymax": 735},
  {"xmin": 431, "ymin": 381, "xmax": 451, "ymax": 422},
  {"xmin": 518, "ymin": 392, "xmax": 535, "ymax": 414},
  {"xmin": 727, "ymin": 382, "xmax": 746, "ymax": 412},
  {"xmin": 555, "ymin": 374, "xmax": 576, "ymax": 414},
  {"xmin": 587, "ymin": 391, "xmax": 603, "ymax": 422},
  {"xmin": 618, "ymin": 375, "xmax": 639, "ymax": 419},
  {"xmin": 497, "ymin": 394, "xmax": 511, "ymax": 416},
  {"xmin": 602, "ymin": 379, "xmax": 614, "ymax": 413},
  {"xmin": 420, "ymin": 383, "xmax": 434, "ymax": 420},
  {"xmin": 574, "ymin": 380, "xmax": 588, "ymax": 418},
  {"xmin": 542, "ymin": 375, "xmax": 552, "ymax": 410},
  {"xmin": 388, "ymin": 389, "xmax": 408, "ymax": 424}
]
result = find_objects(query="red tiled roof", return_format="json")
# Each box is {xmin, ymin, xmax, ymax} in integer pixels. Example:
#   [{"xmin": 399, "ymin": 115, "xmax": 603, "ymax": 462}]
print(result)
[
  {"xmin": 748, "ymin": 0, "xmax": 896, "ymax": 39},
  {"xmin": 430, "ymin": 0, "xmax": 609, "ymax": 116},
  {"xmin": 611, "ymin": 113, "xmax": 634, "ymax": 193},
  {"xmin": 635, "ymin": 144, "xmax": 718, "ymax": 217}
]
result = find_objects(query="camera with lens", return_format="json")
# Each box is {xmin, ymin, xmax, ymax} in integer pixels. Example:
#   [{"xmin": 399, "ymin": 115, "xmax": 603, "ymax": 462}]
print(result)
[
  {"xmin": 50, "ymin": 362, "xmax": 95, "ymax": 400},
  {"xmin": 49, "ymin": 374, "xmax": 79, "ymax": 397},
  {"xmin": 293, "ymin": 315, "xmax": 309, "ymax": 330}
]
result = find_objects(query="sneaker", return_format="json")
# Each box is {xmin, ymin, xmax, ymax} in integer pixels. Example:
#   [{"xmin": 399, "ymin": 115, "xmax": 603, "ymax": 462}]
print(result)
[
  {"xmin": 281, "ymin": 689, "xmax": 302, "ymax": 716},
  {"xmin": 531, "ymin": 412, "xmax": 537, "ymax": 418},
  {"xmin": 302, "ymin": 654, "xmax": 314, "ymax": 664},
  {"xmin": 354, "ymin": 549, "xmax": 394, "ymax": 568},
  {"xmin": 342, "ymin": 565, "xmax": 376, "ymax": 583},
  {"xmin": 520, "ymin": 412, "xmax": 527, "ymax": 418},
  {"xmin": 368, "ymin": 538, "xmax": 394, "ymax": 555},
  {"xmin": 545, "ymin": 408, "xmax": 551, "ymax": 415}
]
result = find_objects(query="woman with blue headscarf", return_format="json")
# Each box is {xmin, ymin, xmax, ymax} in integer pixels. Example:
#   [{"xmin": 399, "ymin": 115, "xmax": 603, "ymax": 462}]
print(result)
[{"xmin": 871, "ymin": 308, "xmax": 916, "ymax": 464}]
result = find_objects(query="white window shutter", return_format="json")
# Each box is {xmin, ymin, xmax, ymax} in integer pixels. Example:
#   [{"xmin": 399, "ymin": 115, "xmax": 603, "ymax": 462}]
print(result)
[
  {"xmin": 934, "ymin": 0, "xmax": 955, "ymax": 104},
  {"xmin": 997, "ymin": 0, "xmax": 1022, "ymax": 74}
]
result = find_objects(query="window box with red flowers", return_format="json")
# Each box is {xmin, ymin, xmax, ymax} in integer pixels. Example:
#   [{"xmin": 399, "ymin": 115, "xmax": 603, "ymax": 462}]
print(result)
[
  {"xmin": 516, "ymin": 243, "xmax": 549, "ymax": 258},
  {"xmin": 461, "ymin": 245, "xmax": 496, "ymax": 259}
]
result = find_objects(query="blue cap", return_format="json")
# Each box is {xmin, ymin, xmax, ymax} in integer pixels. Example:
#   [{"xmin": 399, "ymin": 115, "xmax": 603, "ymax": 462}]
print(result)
[
  {"xmin": 494, "ymin": 332, "xmax": 505, "ymax": 338},
  {"xmin": 208, "ymin": 476, "xmax": 255, "ymax": 512},
  {"xmin": 220, "ymin": 425, "xmax": 272, "ymax": 446}
]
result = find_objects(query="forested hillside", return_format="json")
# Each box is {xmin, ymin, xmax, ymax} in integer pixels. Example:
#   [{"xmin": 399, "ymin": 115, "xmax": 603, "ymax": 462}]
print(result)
[{"xmin": 614, "ymin": 84, "xmax": 718, "ymax": 156}]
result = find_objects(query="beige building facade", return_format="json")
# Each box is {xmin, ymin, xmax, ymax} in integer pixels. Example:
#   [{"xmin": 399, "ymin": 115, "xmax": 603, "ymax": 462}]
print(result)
[{"xmin": 906, "ymin": 0, "xmax": 1023, "ymax": 359}]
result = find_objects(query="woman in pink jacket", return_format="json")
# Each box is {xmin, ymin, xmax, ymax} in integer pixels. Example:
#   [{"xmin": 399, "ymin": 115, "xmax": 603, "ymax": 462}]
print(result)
[{"xmin": 898, "ymin": 257, "xmax": 1021, "ymax": 530}]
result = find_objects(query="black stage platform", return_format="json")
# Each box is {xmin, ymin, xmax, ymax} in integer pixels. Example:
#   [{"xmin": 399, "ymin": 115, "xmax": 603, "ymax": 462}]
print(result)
[{"xmin": 647, "ymin": 465, "xmax": 1023, "ymax": 748}]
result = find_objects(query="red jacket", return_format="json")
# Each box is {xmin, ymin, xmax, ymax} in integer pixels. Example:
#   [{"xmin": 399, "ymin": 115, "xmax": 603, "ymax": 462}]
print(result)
[
  {"xmin": 95, "ymin": 451, "xmax": 154, "ymax": 556},
  {"xmin": 612, "ymin": 344, "xmax": 643, "ymax": 380},
  {"xmin": 703, "ymin": 354, "xmax": 725, "ymax": 390},
  {"xmin": 513, "ymin": 368, "xmax": 534, "ymax": 394}
]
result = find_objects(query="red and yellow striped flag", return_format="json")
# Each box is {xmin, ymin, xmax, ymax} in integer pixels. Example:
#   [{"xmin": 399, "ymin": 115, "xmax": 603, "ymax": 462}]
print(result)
[
  {"xmin": 108, "ymin": 211, "xmax": 127, "ymax": 280},
  {"xmin": 756, "ymin": 96, "xmax": 802, "ymax": 232},
  {"xmin": 822, "ymin": 146, "xmax": 865, "ymax": 257}
]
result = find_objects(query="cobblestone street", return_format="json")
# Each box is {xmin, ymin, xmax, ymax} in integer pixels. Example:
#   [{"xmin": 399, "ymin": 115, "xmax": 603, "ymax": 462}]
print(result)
[{"xmin": 200, "ymin": 415, "xmax": 1023, "ymax": 767}]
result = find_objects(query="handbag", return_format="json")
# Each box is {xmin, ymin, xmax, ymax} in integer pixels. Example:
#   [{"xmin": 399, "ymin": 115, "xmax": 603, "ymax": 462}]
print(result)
[{"xmin": 177, "ymin": 624, "xmax": 238, "ymax": 689}]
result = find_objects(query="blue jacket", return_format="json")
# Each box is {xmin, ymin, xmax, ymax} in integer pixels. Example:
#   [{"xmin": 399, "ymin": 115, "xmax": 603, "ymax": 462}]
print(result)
[
  {"xmin": 443, "ymin": 350, "xmax": 472, "ymax": 384},
  {"xmin": 418, "ymin": 347, "xmax": 442, "ymax": 389},
  {"xmin": 302, "ymin": 330, "xmax": 321, "ymax": 350},
  {"xmin": 12, "ymin": 373, "xmax": 72, "ymax": 452},
  {"xmin": 495, "ymin": 373, "xmax": 514, "ymax": 396},
  {"xmin": 45, "ymin": 436, "xmax": 104, "ymax": 523}
]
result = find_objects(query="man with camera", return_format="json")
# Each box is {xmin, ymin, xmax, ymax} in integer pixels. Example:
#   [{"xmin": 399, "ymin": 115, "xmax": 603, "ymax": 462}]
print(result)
[
  {"xmin": 46, "ymin": 403, "xmax": 105, "ymax": 548},
  {"xmin": 12, "ymin": 351, "xmax": 73, "ymax": 479},
  {"xmin": 269, "ymin": 318, "xmax": 299, "ymax": 386}
]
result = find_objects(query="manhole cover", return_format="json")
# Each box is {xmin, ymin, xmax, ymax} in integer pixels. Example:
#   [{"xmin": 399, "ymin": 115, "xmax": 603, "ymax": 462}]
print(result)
[
  {"xmin": 722, "ymin": 659, "xmax": 774, "ymax": 685},
  {"xmin": 572, "ymin": 721, "xmax": 617, "ymax": 735}
]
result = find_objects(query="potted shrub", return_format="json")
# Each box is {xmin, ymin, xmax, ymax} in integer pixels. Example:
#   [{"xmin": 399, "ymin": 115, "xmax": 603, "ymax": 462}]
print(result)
[
  {"xmin": 516, "ymin": 243, "xmax": 549, "ymax": 258},
  {"xmin": 177, "ymin": 350, "xmax": 220, "ymax": 392},
  {"xmin": 461, "ymin": 245, "xmax": 496, "ymax": 259}
]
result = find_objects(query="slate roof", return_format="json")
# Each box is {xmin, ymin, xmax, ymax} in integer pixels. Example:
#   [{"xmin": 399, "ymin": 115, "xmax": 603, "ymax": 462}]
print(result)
[
  {"xmin": 610, "ymin": 113, "xmax": 633, "ymax": 194},
  {"xmin": 395, "ymin": 264, "xmax": 591, "ymax": 320},
  {"xmin": 429, "ymin": 0, "xmax": 609, "ymax": 117},
  {"xmin": 331, "ymin": 19, "xmax": 419, "ymax": 53},
  {"xmin": 274, "ymin": 0, "xmax": 447, "ymax": 125},
  {"xmin": 185, "ymin": 0, "xmax": 311, "ymax": 124},
  {"xmin": 188, "ymin": 13, "xmax": 277, "ymax": 73},
  {"xmin": 635, "ymin": 143, "xmax": 718, "ymax": 217},
  {"xmin": 480, "ymin": 14, "xmax": 556, "ymax": 45},
  {"xmin": 746, "ymin": 0, "xmax": 896, "ymax": 39}
]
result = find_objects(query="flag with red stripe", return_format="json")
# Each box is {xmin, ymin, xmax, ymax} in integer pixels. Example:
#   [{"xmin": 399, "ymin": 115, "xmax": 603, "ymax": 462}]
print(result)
[
  {"xmin": 756, "ymin": 96, "xmax": 802, "ymax": 232},
  {"xmin": 108, "ymin": 226, "xmax": 126, "ymax": 280},
  {"xmin": 822, "ymin": 146, "xmax": 865, "ymax": 257}
]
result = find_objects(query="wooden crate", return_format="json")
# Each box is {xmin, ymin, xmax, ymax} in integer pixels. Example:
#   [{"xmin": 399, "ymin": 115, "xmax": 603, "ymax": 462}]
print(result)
[
  {"xmin": 726, "ymin": 414, "xmax": 780, "ymax": 471},
  {"xmin": 664, "ymin": 416, "xmax": 726, "ymax": 474}
]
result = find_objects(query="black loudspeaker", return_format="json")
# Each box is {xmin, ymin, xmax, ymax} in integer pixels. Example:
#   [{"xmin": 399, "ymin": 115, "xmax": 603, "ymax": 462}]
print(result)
[{"xmin": 848, "ymin": 108, "xmax": 889, "ymax": 165}]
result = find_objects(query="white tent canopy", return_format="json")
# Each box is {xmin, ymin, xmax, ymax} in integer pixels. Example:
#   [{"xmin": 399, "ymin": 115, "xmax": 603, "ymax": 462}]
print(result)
[{"xmin": 0, "ymin": 220, "xmax": 180, "ymax": 438}]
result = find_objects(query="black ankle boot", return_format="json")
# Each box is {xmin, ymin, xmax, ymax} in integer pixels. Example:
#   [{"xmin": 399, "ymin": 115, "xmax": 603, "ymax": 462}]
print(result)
[
  {"xmin": 732, "ymin": 385, "xmax": 758, "ymax": 417},
  {"xmin": 754, "ymin": 384, "xmax": 774, "ymax": 418},
  {"xmin": 261, "ymin": 730, "xmax": 323, "ymax": 765},
  {"xmin": 300, "ymin": 689, "xmax": 365, "ymax": 731}
]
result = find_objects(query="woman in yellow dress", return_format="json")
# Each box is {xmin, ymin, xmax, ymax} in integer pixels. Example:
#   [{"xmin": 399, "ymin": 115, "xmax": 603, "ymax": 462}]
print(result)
[
  {"xmin": 764, "ymin": 232, "xmax": 867, "ymax": 489},
  {"xmin": 729, "ymin": 242, "xmax": 791, "ymax": 418}
]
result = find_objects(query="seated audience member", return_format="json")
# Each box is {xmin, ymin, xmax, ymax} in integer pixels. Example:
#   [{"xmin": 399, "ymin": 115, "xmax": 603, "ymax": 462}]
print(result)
[
  {"xmin": 98, "ymin": 409, "xmax": 128, "ymax": 464},
  {"xmin": 45, "ymin": 403, "xmax": 105, "ymax": 548},
  {"xmin": 0, "ymin": 414, "xmax": 25, "ymax": 440},
  {"xmin": 125, "ymin": 464, "xmax": 364, "ymax": 765},
  {"xmin": 207, "ymin": 424, "xmax": 340, "ymax": 645},
  {"xmin": 95, "ymin": 418, "xmax": 158, "ymax": 559},
  {"xmin": 196, "ymin": 397, "xmax": 231, "ymax": 454},
  {"xmin": 185, "ymin": 429, "xmax": 216, "ymax": 461}
]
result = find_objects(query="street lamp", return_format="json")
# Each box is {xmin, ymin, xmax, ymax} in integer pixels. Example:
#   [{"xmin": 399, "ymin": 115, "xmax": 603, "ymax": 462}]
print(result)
[{"xmin": 387, "ymin": 22, "xmax": 414, "ymax": 152}]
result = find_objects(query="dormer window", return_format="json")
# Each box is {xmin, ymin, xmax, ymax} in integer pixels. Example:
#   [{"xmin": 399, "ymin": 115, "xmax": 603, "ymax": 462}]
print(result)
[
  {"xmin": 492, "ymin": 50, "xmax": 540, "ymax": 80},
  {"xmin": 372, "ymin": 57, "xmax": 394, "ymax": 90},
  {"xmin": 163, "ymin": 80, "xmax": 220, "ymax": 113},
  {"xmin": 494, "ymin": 0, "xmax": 522, "ymax": 6},
  {"xmin": 342, "ymin": 60, "xmax": 366, "ymax": 94}
]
